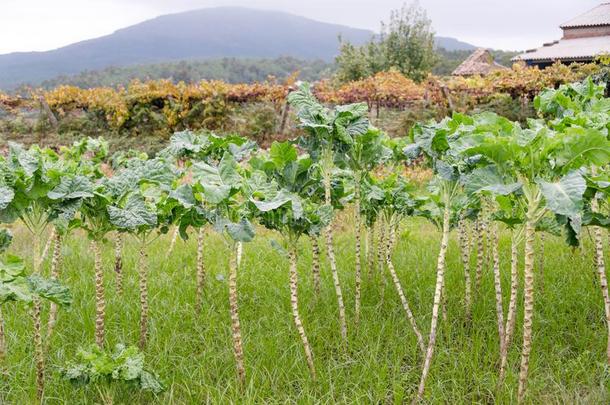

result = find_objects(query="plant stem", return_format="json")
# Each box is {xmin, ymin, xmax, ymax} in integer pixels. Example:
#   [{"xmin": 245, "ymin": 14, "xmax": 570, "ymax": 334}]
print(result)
[
  {"xmin": 93, "ymin": 240, "xmax": 105, "ymax": 348},
  {"xmin": 40, "ymin": 227, "xmax": 55, "ymax": 264},
  {"xmin": 499, "ymin": 228, "xmax": 520, "ymax": 382},
  {"xmin": 538, "ymin": 233, "xmax": 545, "ymax": 294},
  {"xmin": 229, "ymin": 242, "xmax": 246, "ymax": 385},
  {"xmin": 386, "ymin": 220, "xmax": 425, "ymax": 354},
  {"xmin": 322, "ymin": 152, "xmax": 347, "ymax": 343},
  {"xmin": 114, "ymin": 233, "xmax": 123, "ymax": 295},
  {"xmin": 491, "ymin": 223, "xmax": 505, "ymax": 355},
  {"xmin": 367, "ymin": 224, "xmax": 376, "ymax": 278},
  {"xmin": 377, "ymin": 217, "xmax": 386, "ymax": 280},
  {"xmin": 237, "ymin": 241, "xmax": 243, "ymax": 269},
  {"xmin": 167, "ymin": 226, "xmax": 179, "ymax": 256},
  {"xmin": 0, "ymin": 307, "xmax": 5, "ymax": 365},
  {"xmin": 592, "ymin": 197, "xmax": 610, "ymax": 365},
  {"xmin": 138, "ymin": 241, "xmax": 149, "ymax": 350},
  {"xmin": 195, "ymin": 227, "xmax": 206, "ymax": 314},
  {"xmin": 457, "ymin": 218, "xmax": 472, "ymax": 322},
  {"xmin": 354, "ymin": 184, "xmax": 362, "ymax": 326},
  {"xmin": 289, "ymin": 243, "xmax": 316, "ymax": 379},
  {"xmin": 46, "ymin": 231, "xmax": 62, "ymax": 344},
  {"xmin": 517, "ymin": 215, "xmax": 536, "ymax": 403},
  {"xmin": 32, "ymin": 231, "xmax": 44, "ymax": 400},
  {"xmin": 486, "ymin": 216, "xmax": 492, "ymax": 277},
  {"xmin": 415, "ymin": 200, "xmax": 451, "ymax": 402},
  {"xmin": 475, "ymin": 217, "xmax": 484, "ymax": 290},
  {"xmin": 311, "ymin": 236, "xmax": 321, "ymax": 296}
]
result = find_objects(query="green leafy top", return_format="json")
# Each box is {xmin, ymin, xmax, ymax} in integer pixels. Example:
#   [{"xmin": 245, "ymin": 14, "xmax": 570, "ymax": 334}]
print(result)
[
  {"xmin": 289, "ymin": 83, "xmax": 370, "ymax": 160},
  {"xmin": 160, "ymin": 130, "xmax": 257, "ymax": 164},
  {"xmin": 105, "ymin": 157, "xmax": 177, "ymax": 239},
  {"xmin": 0, "ymin": 143, "xmax": 66, "ymax": 229},
  {"xmin": 246, "ymin": 142, "xmax": 331, "ymax": 240},
  {"xmin": 58, "ymin": 137, "xmax": 110, "ymax": 179},
  {"xmin": 189, "ymin": 152, "xmax": 254, "ymax": 243}
]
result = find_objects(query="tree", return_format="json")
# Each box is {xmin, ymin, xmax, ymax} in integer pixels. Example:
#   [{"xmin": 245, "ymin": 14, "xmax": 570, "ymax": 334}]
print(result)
[
  {"xmin": 338, "ymin": 127, "xmax": 392, "ymax": 324},
  {"xmin": 536, "ymin": 77, "xmax": 610, "ymax": 366},
  {"xmin": 405, "ymin": 117, "xmax": 466, "ymax": 401},
  {"xmin": 335, "ymin": 2, "xmax": 436, "ymax": 83}
]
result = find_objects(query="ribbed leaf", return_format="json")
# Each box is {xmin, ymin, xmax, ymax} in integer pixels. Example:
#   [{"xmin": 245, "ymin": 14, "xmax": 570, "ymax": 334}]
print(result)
[
  {"xmin": 538, "ymin": 171, "xmax": 586, "ymax": 217},
  {"xmin": 48, "ymin": 176, "xmax": 94, "ymax": 200},
  {"xmin": 108, "ymin": 194, "xmax": 157, "ymax": 230},
  {"xmin": 0, "ymin": 186, "xmax": 14, "ymax": 210},
  {"xmin": 27, "ymin": 274, "xmax": 73, "ymax": 307},
  {"xmin": 463, "ymin": 166, "xmax": 521, "ymax": 196}
]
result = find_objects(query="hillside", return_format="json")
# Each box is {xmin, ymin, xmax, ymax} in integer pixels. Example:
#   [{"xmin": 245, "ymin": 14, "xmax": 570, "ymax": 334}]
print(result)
[
  {"xmin": 0, "ymin": 7, "xmax": 480, "ymax": 90},
  {"xmin": 38, "ymin": 57, "xmax": 334, "ymax": 89},
  {"xmin": 0, "ymin": 7, "xmax": 372, "ymax": 89},
  {"xmin": 435, "ymin": 36, "xmax": 476, "ymax": 51}
]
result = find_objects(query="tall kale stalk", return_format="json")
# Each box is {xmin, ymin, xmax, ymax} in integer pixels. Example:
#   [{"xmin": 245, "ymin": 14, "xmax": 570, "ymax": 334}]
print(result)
[
  {"xmin": 247, "ymin": 142, "xmax": 331, "ymax": 379},
  {"xmin": 415, "ymin": 183, "xmax": 454, "ymax": 401},
  {"xmin": 457, "ymin": 218, "xmax": 472, "ymax": 321},
  {"xmin": 114, "ymin": 232, "xmax": 124, "ymax": 295},
  {"xmin": 195, "ymin": 227, "xmax": 206, "ymax": 314},
  {"xmin": 46, "ymin": 230, "xmax": 62, "ymax": 342},
  {"xmin": 228, "ymin": 241, "xmax": 246, "ymax": 385},
  {"xmin": 310, "ymin": 236, "xmax": 321, "ymax": 296}
]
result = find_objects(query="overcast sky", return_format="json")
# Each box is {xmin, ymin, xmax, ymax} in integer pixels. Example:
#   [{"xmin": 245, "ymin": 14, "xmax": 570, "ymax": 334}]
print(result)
[{"xmin": 0, "ymin": 0, "xmax": 602, "ymax": 54}]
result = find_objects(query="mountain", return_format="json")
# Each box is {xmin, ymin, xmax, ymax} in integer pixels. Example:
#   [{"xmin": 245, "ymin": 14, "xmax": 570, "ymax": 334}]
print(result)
[
  {"xmin": 0, "ymin": 7, "xmax": 480, "ymax": 89},
  {"xmin": 0, "ymin": 7, "xmax": 373, "ymax": 89},
  {"xmin": 435, "ymin": 36, "xmax": 477, "ymax": 51}
]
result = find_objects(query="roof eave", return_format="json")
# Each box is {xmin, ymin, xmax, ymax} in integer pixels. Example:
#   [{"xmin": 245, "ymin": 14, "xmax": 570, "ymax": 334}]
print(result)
[
  {"xmin": 560, "ymin": 23, "xmax": 610, "ymax": 29},
  {"xmin": 512, "ymin": 56, "xmax": 596, "ymax": 63}
]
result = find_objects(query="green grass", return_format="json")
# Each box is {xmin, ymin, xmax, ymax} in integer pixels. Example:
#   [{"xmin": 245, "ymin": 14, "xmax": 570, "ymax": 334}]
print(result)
[{"xmin": 1, "ymin": 217, "xmax": 610, "ymax": 404}]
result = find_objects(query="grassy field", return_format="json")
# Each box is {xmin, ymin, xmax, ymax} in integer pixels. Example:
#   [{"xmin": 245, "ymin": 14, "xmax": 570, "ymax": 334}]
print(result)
[{"xmin": 1, "ymin": 216, "xmax": 609, "ymax": 404}]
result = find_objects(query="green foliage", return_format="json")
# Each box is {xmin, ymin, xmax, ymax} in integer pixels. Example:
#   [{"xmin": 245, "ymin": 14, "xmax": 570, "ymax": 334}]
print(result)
[
  {"xmin": 537, "ymin": 171, "xmax": 587, "ymax": 218},
  {"xmin": 0, "ymin": 229, "xmax": 12, "ymax": 253},
  {"xmin": 0, "ymin": 254, "xmax": 72, "ymax": 305},
  {"xmin": 0, "ymin": 142, "xmax": 65, "ymax": 228},
  {"xmin": 108, "ymin": 194, "xmax": 158, "ymax": 231},
  {"xmin": 61, "ymin": 344, "xmax": 164, "ymax": 394},
  {"xmin": 40, "ymin": 57, "xmax": 332, "ymax": 89},
  {"xmin": 335, "ymin": 3, "xmax": 436, "ymax": 83},
  {"xmin": 48, "ymin": 176, "xmax": 95, "ymax": 200},
  {"xmin": 247, "ymin": 142, "xmax": 331, "ymax": 239},
  {"xmin": 288, "ymin": 83, "xmax": 369, "ymax": 159}
]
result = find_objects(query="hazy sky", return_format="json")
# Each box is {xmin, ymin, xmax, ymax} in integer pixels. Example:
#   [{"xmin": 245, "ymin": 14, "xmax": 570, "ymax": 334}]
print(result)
[{"xmin": 0, "ymin": 0, "xmax": 602, "ymax": 54}]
